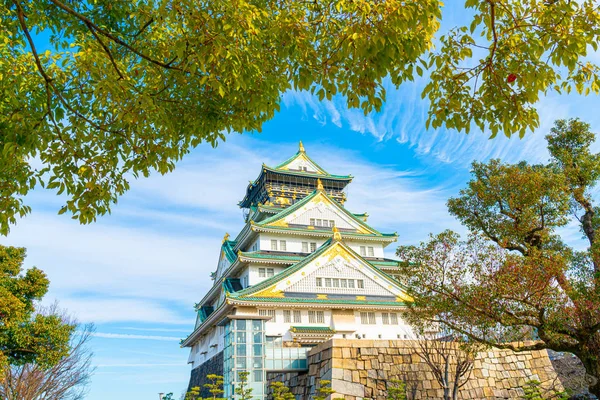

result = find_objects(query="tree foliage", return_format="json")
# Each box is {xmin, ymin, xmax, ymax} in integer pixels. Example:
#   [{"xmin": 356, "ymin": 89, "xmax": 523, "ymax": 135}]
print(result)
[
  {"xmin": 270, "ymin": 381, "xmax": 295, "ymax": 400},
  {"xmin": 204, "ymin": 374, "xmax": 224, "ymax": 400},
  {"xmin": 313, "ymin": 379, "xmax": 335, "ymax": 400},
  {"xmin": 0, "ymin": 305, "xmax": 94, "ymax": 400},
  {"xmin": 234, "ymin": 371, "xmax": 253, "ymax": 400},
  {"xmin": 0, "ymin": 244, "xmax": 74, "ymax": 373},
  {"xmin": 2, "ymin": 0, "xmax": 599, "ymax": 234},
  {"xmin": 387, "ymin": 378, "xmax": 407, "ymax": 400},
  {"xmin": 396, "ymin": 119, "xmax": 600, "ymax": 396}
]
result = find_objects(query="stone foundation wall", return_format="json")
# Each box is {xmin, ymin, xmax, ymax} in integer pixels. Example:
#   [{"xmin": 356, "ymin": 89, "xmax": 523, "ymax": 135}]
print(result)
[
  {"xmin": 275, "ymin": 340, "xmax": 564, "ymax": 400},
  {"xmin": 187, "ymin": 351, "xmax": 224, "ymax": 397}
]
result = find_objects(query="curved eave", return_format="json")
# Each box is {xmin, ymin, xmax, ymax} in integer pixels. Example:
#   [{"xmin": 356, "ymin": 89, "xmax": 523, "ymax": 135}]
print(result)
[
  {"xmin": 228, "ymin": 297, "xmax": 408, "ymax": 308},
  {"xmin": 181, "ymin": 302, "xmax": 233, "ymax": 347},
  {"xmin": 251, "ymin": 225, "xmax": 398, "ymax": 243}
]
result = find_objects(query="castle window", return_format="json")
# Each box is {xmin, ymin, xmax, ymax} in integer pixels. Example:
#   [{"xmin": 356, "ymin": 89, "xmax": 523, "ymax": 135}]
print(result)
[
  {"xmin": 316, "ymin": 278, "xmax": 322, "ymax": 287},
  {"xmin": 279, "ymin": 240, "xmax": 286, "ymax": 251},
  {"xmin": 293, "ymin": 310, "xmax": 302, "ymax": 323},
  {"xmin": 259, "ymin": 309, "xmax": 276, "ymax": 321},
  {"xmin": 310, "ymin": 242, "xmax": 317, "ymax": 252},
  {"xmin": 259, "ymin": 268, "xmax": 266, "ymax": 277},
  {"xmin": 330, "ymin": 220, "xmax": 335, "ymax": 227},
  {"xmin": 368, "ymin": 247, "xmax": 374, "ymax": 257},
  {"xmin": 357, "ymin": 279, "xmax": 365, "ymax": 289},
  {"xmin": 271, "ymin": 240, "xmax": 278, "ymax": 251},
  {"xmin": 283, "ymin": 310, "xmax": 291, "ymax": 323},
  {"xmin": 309, "ymin": 311, "xmax": 324, "ymax": 324},
  {"xmin": 348, "ymin": 280, "xmax": 355, "ymax": 288},
  {"xmin": 302, "ymin": 242, "xmax": 308, "ymax": 252},
  {"xmin": 310, "ymin": 218, "xmax": 315, "ymax": 226},
  {"xmin": 316, "ymin": 219, "xmax": 322, "ymax": 227},
  {"xmin": 332, "ymin": 278, "xmax": 340, "ymax": 288},
  {"xmin": 382, "ymin": 312, "xmax": 390, "ymax": 325},
  {"xmin": 360, "ymin": 312, "xmax": 376, "ymax": 325},
  {"xmin": 266, "ymin": 268, "xmax": 275, "ymax": 277},
  {"xmin": 324, "ymin": 278, "xmax": 332, "ymax": 287},
  {"xmin": 360, "ymin": 246, "xmax": 366, "ymax": 256},
  {"xmin": 340, "ymin": 279, "xmax": 347, "ymax": 288},
  {"xmin": 390, "ymin": 313, "xmax": 399, "ymax": 325}
]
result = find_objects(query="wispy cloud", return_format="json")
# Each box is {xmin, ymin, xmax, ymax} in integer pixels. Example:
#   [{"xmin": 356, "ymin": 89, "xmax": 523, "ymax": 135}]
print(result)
[{"xmin": 91, "ymin": 332, "xmax": 181, "ymax": 341}]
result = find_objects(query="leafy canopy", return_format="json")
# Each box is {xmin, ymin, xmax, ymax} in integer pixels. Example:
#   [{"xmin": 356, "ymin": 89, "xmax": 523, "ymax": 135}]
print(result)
[
  {"xmin": 0, "ymin": 244, "xmax": 74, "ymax": 373},
  {"xmin": 2, "ymin": 0, "xmax": 599, "ymax": 234},
  {"xmin": 396, "ymin": 119, "xmax": 600, "ymax": 396}
]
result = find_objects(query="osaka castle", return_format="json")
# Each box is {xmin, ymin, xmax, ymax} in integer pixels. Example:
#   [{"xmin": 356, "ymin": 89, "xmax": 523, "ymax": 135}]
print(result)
[{"xmin": 182, "ymin": 142, "xmax": 414, "ymax": 399}]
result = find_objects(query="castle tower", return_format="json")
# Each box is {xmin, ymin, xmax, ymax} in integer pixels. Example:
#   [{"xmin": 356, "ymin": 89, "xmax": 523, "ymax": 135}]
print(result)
[{"xmin": 182, "ymin": 143, "xmax": 412, "ymax": 399}]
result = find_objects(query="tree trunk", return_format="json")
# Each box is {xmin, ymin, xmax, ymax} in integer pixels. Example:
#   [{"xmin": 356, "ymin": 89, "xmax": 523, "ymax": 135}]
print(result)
[{"xmin": 577, "ymin": 342, "xmax": 600, "ymax": 398}]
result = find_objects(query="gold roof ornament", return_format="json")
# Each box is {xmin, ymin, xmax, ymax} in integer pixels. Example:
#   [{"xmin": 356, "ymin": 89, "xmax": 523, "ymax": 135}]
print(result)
[
  {"xmin": 316, "ymin": 178, "xmax": 324, "ymax": 191},
  {"xmin": 222, "ymin": 233, "xmax": 230, "ymax": 243},
  {"xmin": 332, "ymin": 226, "xmax": 342, "ymax": 241},
  {"xmin": 299, "ymin": 141, "xmax": 305, "ymax": 153}
]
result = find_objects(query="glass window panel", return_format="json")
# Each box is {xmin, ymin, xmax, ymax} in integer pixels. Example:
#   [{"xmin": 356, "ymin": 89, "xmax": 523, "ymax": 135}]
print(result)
[
  {"xmin": 253, "ymin": 344, "xmax": 263, "ymax": 357},
  {"xmin": 325, "ymin": 278, "xmax": 332, "ymax": 287},
  {"xmin": 382, "ymin": 312, "xmax": 389, "ymax": 325},
  {"xmin": 253, "ymin": 357, "xmax": 263, "ymax": 368},
  {"xmin": 236, "ymin": 332, "xmax": 246, "ymax": 343},
  {"xmin": 236, "ymin": 320, "xmax": 247, "ymax": 330},
  {"xmin": 316, "ymin": 277, "xmax": 322, "ymax": 287},
  {"xmin": 317, "ymin": 311, "xmax": 325, "ymax": 323},
  {"xmin": 357, "ymin": 279, "xmax": 364, "ymax": 289},
  {"xmin": 252, "ymin": 320, "xmax": 262, "ymax": 331},
  {"xmin": 333, "ymin": 278, "xmax": 339, "ymax": 288},
  {"xmin": 253, "ymin": 332, "xmax": 262, "ymax": 343},
  {"xmin": 293, "ymin": 310, "xmax": 302, "ymax": 323},
  {"xmin": 348, "ymin": 279, "xmax": 355, "ymax": 288},
  {"xmin": 308, "ymin": 310, "xmax": 316, "ymax": 323},
  {"xmin": 236, "ymin": 357, "xmax": 247, "ymax": 369},
  {"xmin": 259, "ymin": 268, "xmax": 266, "ymax": 277},
  {"xmin": 253, "ymin": 370, "xmax": 263, "ymax": 382},
  {"xmin": 391, "ymin": 313, "xmax": 399, "ymax": 325},
  {"xmin": 280, "ymin": 240, "xmax": 286, "ymax": 251},
  {"xmin": 360, "ymin": 246, "xmax": 366, "ymax": 256},
  {"xmin": 310, "ymin": 242, "xmax": 316, "ymax": 252},
  {"xmin": 368, "ymin": 312, "xmax": 376, "ymax": 324},
  {"xmin": 368, "ymin": 246, "xmax": 375, "ymax": 257},
  {"xmin": 237, "ymin": 344, "xmax": 247, "ymax": 356},
  {"xmin": 271, "ymin": 240, "xmax": 278, "ymax": 250},
  {"xmin": 267, "ymin": 268, "xmax": 275, "ymax": 277},
  {"xmin": 341, "ymin": 279, "xmax": 347, "ymax": 288}
]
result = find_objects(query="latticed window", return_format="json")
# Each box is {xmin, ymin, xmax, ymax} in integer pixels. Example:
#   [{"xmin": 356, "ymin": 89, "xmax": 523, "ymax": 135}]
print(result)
[
  {"xmin": 316, "ymin": 311, "xmax": 325, "ymax": 323},
  {"xmin": 310, "ymin": 218, "xmax": 315, "ymax": 226},
  {"xmin": 360, "ymin": 246, "xmax": 366, "ymax": 256},
  {"xmin": 382, "ymin": 312, "xmax": 390, "ymax": 325},
  {"xmin": 280, "ymin": 240, "xmax": 286, "ymax": 251},
  {"xmin": 271, "ymin": 240, "xmax": 278, "ymax": 251},
  {"xmin": 259, "ymin": 268, "xmax": 266, "ymax": 277},
  {"xmin": 283, "ymin": 310, "xmax": 291, "ymax": 323},
  {"xmin": 390, "ymin": 313, "xmax": 399, "ymax": 325},
  {"xmin": 360, "ymin": 312, "xmax": 376, "ymax": 324},
  {"xmin": 308, "ymin": 311, "xmax": 325, "ymax": 323},
  {"xmin": 293, "ymin": 310, "xmax": 302, "ymax": 323},
  {"xmin": 357, "ymin": 279, "xmax": 365, "ymax": 289},
  {"xmin": 310, "ymin": 242, "xmax": 317, "ymax": 252},
  {"xmin": 316, "ymin": 278, "xmax": 322, "ymax": 287},
  {"xmin": 302, "ymin": 242, "xmax": 308, "ymax": 252},
  {"xmin": 266, "ymin": 268, "xmax": 275, "ymax": 277},
  {"xmin": 259, "ymin": 309, "xmax": 276, "ymax": 322},
  {"xmin": 368, "ymin": 247, "xmax": 374, "ymax": 257}
]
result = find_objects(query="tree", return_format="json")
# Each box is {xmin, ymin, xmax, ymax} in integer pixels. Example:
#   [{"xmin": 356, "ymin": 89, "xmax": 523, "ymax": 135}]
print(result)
[
  {"xmin": 184, "ymin": 386, "xmax": 200, "ymax": 400},
  {"xmin": 0, "ymin": 305, "xmax": 94, "ymax": 400},
  {"xmin": 2, "ymin": 1, "xmax": 599, "ymax": 235},
  {"xmin": 269, "ymin": 381, "xmax": 295, "ymax": 400},
  {"xmin": 413, "ymin": 336, "xmax": 477, "ymax": 400},
  {"xmin": 204, "ymin": 374, "xmax": 224, "ymax": 400},
  {"xmin": 396, "ymin": 118, "xmax": 600, "ymax": 396},
  {"xmin": 235, "ymin": 371, "xmax": 253, "ymax": 400},
  {"xmin": 521, "ymin": 379, "xmax": 568, "ymax": 400},
  {"xmin": 313, "ymin": 379, "xmax": 335, "ymax": 400},
  {"xmin": 387, "ymin": 378, "xmax": 407, "ymax": 400},
  {"xmin": 0, "ymin": 244, "xmax": 74, "ymax": 373}
]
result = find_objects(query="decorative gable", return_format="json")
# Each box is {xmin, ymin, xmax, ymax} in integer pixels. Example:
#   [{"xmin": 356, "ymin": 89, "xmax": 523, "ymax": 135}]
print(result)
[
  {"xmin": 264, "ymin": 191, "xmax": 376, "ymax": 235},
  {"xmin": 279, "ymin": 154, "xmax": 324, "ymax": 174},
  {"xmin": 241, "ymin": 240, "xmax": 411, "ymax": 302}
]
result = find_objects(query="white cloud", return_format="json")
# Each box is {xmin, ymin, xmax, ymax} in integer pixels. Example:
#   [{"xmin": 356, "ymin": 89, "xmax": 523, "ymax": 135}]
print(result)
[{"xmin": 91, "ymin": 333, "xmax": 181, "ymax": 341}]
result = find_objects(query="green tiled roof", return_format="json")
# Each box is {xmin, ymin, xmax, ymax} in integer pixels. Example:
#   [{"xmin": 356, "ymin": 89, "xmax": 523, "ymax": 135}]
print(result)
[
  {"xmin": 290, "ymin": 326, "xmax": 336, "ymax": 334},
  {"xmin": 239, "ymin": 251, "xmax": 304, "ymax": 262},
  {"xmin": 230, "ymin": 297, "xmax": 408, "ymax": 306},
  {"xmin": 222, "ymin": 240, "xmax": 238, "ymax": 263},
  {"xmin": 253, "ymin": 224, "xmax": 397, "ymax": 240},
  {"xmin": 256, "ymin": 190, "xmax": 394, "ymax": 238},
  {"xmin": 263, "ymin": 165, "xmax": 352, "ymax": 180},
  {"xmin": 230, "ymin": 239, "xmax": 410, "ymax": 299}
]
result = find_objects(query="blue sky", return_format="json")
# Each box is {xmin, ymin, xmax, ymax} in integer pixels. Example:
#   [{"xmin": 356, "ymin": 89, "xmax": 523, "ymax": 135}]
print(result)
[{"xmin": 5, "ymin": 2, "xmax": 600, "ymax": 400}]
